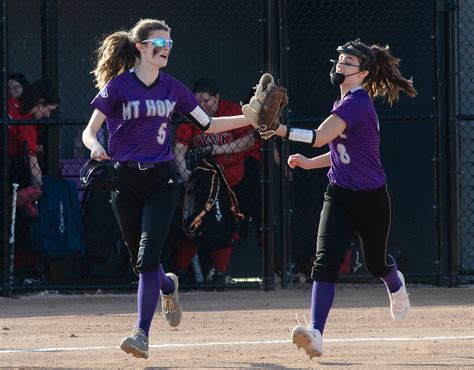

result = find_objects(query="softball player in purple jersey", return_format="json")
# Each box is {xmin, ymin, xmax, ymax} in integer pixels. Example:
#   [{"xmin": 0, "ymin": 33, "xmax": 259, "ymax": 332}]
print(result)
[
  {"xmin": 82, "ymin": 19, "xmax": 252, "ymax": 360},
  {"xmin": 269, "ymin": 39, "xmax": 417, "ymax": 359}
]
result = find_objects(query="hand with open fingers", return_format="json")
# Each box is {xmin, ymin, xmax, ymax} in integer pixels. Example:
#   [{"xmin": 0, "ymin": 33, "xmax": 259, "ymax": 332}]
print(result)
[
  {"xmin": 90, "ymin": 142, "xmax": 110, "ymax": 161},
  {"xmin": 288, "ymin": 153, "xmax": 311, "ymax": 170}
]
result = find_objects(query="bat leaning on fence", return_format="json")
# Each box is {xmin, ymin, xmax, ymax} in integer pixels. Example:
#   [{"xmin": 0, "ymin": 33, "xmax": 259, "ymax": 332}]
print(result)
[{"xmin": 8, "ymin": 183, "xmax": 19, "ymax": 287}]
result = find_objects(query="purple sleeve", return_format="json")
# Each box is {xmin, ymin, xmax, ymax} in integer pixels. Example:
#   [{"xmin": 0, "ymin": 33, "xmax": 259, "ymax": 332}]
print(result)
[
  {"xmin": 174, "ymin": 80, "xmax": 200, "ymax": 114},
  {"xmin": 90, "ymin": 80, "xmax": 119, "ymax": 117},
  {"xmin": 331, "ymin": 93, "xmax": 367, "ymax": 129}
]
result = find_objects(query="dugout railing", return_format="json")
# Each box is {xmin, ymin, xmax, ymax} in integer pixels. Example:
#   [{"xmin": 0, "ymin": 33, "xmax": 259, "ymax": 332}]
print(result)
[{"xmin": 1, "ymin": 0, "xmax": 473, "ymax": 296}]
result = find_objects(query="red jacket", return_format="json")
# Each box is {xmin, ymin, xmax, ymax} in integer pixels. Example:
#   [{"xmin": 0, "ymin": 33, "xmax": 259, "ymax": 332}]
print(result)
[
  {"xmin": 176, "ymin": 99, "xmax": 257, "ymax": 187},
  {"xmin": 8, "ymin": 97, "xmax": 38, "ymax": 157}
]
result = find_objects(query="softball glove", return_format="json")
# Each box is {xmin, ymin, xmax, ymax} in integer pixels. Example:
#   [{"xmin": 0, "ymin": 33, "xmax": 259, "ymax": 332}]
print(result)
[{"xmin": 242, "ymin": 73, "xmax": 288, "ymax": 140}]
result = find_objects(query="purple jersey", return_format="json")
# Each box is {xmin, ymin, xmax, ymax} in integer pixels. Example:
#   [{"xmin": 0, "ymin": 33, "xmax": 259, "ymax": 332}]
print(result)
[
  {"xmin": 327, "ymin": 88, "xmax": 387, "ymax": 190},
  {"xmin": 91, "ymin": 69, "xmax": 201, "ymax": 163}
]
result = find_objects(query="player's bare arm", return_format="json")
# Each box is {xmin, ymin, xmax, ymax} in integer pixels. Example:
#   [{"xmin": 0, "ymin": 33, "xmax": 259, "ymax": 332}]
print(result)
[
  {"xmin": 274, "ymin": 114, "xmax": 346, "ymax": 148},
  {"xmin": 185, "ymin": 106, "xmax": 252, "ymax": 134},
  {"xmin": 206, "ymin": 115, "xmax": 252, "ymax": 134},
  {"xmin": 288, "ymin": 152, "xmax": 331, "ymax": 170},
  {"xmin": 82, "ymin": 108, "xmax": 110, "ymax": 161}
]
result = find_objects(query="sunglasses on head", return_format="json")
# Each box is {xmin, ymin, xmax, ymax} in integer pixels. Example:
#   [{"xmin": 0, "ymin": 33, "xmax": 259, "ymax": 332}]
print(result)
[{"xmin": 141, "ymin": 37, "xmax": 173, "ymax": 49}]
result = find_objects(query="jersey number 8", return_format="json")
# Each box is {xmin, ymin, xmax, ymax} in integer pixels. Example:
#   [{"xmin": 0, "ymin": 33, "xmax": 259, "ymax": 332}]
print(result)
[{"xmin": 336, "ymin": 143, "xmax": 351, "ymax": 164}]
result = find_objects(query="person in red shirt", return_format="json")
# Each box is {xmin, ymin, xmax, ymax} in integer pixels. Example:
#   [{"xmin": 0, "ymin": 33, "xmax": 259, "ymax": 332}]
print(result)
[
  {"xmin": 8, "ymin": 79, "xmax": 58, "ymax": 214},
  {"xmin": 174, "ymin": 77, "xmax": 259, "ymax": 284},
  {"xmin": 8, "ymin": 78, "xmax": 58, "ymax": 283}
]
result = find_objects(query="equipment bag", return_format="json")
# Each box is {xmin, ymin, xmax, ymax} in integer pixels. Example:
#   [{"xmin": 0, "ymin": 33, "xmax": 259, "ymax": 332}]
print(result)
[
  {"xmin": 34, "ymin": 175, "xmax": 86, "ymax": 257},
  {"xmin": 81, "ymin": 162, "xmax": 131, "ymax": 279},
  {"xmin": 80, "ymin": 159, "xmax": 118, "ymax": 192},
  {"xmin": 183, "ymin": 157, "xmax": 244, "ymax": 250}
]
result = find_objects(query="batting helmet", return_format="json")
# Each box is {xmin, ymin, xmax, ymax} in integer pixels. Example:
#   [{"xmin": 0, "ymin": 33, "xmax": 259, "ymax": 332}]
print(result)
[{"xmin": 336, "ymin": 39, "xmax": 377, "ymax": 74}]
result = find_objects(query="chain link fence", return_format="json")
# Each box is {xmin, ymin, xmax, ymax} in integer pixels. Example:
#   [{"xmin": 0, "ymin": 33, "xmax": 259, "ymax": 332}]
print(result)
[
  {"xmin": 1, "ymin": 0, "xmax": 473, "ymax": 294},
  {"xmin": 1, "ymin": 0, "xmax": 265, "ymax": 292},
  {"xmin": 458, "ymin": 0, "xmax": 474, "ymax": 278},
  {"xmin": 284, "ymin": 0, "xmax": 439, "ymax": 283}
]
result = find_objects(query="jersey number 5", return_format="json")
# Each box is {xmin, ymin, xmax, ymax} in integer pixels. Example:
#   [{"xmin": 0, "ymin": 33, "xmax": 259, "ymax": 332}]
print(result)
[{"xmin": 157, "ymin": 122, "xmax": 167, "ymax": 144}]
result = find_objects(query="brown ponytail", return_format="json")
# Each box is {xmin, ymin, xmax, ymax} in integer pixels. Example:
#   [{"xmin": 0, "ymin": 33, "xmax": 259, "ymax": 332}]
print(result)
[
  {"xmin": 363, "ymin": 44, "xmax": 417, "ymax": 106},
  {"xmin": 92, "ymin": 31, "xmax": 138, "ymax": 90}
]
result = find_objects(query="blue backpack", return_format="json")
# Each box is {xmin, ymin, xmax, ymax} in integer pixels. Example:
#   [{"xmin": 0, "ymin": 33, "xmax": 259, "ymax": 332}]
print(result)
[{"xmin": 33, "ymin": 175, "xmax": 86, "ymax": 257}]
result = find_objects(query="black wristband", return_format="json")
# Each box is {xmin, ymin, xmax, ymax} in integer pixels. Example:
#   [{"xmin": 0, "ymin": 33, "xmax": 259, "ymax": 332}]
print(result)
[{"xmin": 285, "ymin": 127, "xmax": 316, "ymax": 146}]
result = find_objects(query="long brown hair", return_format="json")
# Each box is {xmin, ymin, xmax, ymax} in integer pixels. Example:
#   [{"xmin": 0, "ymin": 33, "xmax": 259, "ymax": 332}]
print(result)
[
  {"xmin": 92, "ymin": 19, "xmax": 171, "ymax": 89},
  {"xmin": 364, "ymin": 43, "xmax": 417, "ymax": 106}
]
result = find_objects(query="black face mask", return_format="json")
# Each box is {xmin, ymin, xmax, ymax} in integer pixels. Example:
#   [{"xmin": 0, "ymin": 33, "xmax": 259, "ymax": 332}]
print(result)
[
  {"xmin": 330, "ymin": 71, "xmax": 345, "ymax": 86},
  {"xmin": 329, "ymin": 60, "xmax": 362, "ymax": 86}
]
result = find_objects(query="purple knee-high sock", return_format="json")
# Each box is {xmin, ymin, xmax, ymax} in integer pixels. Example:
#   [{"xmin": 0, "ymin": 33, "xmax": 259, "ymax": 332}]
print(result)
[
  {"xmin": 158, "ymin": 264, "xmax": 174, "ymax": 295},
  {"xmin": 310, "ymin": 281, "xmax": 336, "ymax": 335},
  {"xmin": 137, "ymin": 270, "xmax": 161, "ymax": 337},
  {"xmin": 380, "ymin": 255, "xmax": 402, "ymax": 293}
]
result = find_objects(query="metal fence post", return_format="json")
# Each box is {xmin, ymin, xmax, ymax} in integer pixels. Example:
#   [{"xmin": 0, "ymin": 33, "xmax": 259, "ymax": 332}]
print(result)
[
  {"xmin": 41, "ymin": 0, "xmax": 60, "ymax": 178},
  {"xmin": 433, "ymin": 0, "xmax": 451, "ymax": 285},
  {"xmin": 261, "ymin": 0, "xmax": 280, "ymax": 291},
  {"xmin": 444, "ymin": 0, "xmax": 461, "ymax": 286},
  {"xmin": 278, "ymin": 0, "xmax": 290, "ymax": 289}
]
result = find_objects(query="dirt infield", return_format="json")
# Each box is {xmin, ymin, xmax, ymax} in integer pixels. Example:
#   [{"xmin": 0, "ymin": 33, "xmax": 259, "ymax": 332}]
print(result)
[{"xmin": 1, "ymin": 284, "xmax": 473, "ymax": 369}]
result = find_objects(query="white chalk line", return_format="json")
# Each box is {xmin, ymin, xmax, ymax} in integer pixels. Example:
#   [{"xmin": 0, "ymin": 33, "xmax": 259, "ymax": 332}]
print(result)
[{"xmin": 1, "ymin": 335, "xmax": 473, "ymax": 354}]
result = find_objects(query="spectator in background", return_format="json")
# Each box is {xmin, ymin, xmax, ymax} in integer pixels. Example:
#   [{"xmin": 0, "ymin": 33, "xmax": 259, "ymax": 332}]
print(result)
[
  {"xmin": 8, "ymin": 78, "xmax": 58, "ymax": 190},
  {"xmin": 174, "ymin": 77, "xmax": 260, "ymax": 284},
  {"xmin": 7, "ymin": 73, "xmax": 31, "ymax": 193},
  {"xmin": 8, "ymin": 73, "xmax": 29, "ymax": 100},
  {"xmin": 7, "ymin": 78, "xmax": 58, "ymax": 283}
]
